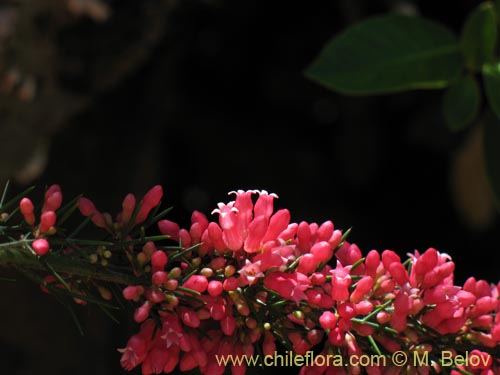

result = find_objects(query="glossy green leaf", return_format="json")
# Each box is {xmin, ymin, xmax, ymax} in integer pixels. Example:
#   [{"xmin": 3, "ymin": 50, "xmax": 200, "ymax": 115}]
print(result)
[
  {"xmin": 442, "ymin": 75, "xmax": 480, "ymax": 132},
  {"xmin": 483, "ymin": 111, "xmax": 500, "ymax": 209},
  {"xmin": 483, "ymin": 62, "xmax": 500, "ymax": 120},
  {"xmin": 460, "ymin": 2, "xmax": 497, "ymax": 71},
  {"xmin": 305, "ymin": 15, "xmax": 463, "ymax": 94}
]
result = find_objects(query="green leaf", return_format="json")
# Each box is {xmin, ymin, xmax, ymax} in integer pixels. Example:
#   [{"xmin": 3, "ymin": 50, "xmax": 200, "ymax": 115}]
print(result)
[
  {"xmin": 483, "ymin": 62, "xmax": 500, "ymax": 120},
  {"xmin": 483, "ymin": 111, "xmax": 500, "ymax": 209},
  {"xmin": 460, "ymin": 2, "xmax": 497, "ymax": 71},
  {"xmin": 496, "ymin": 0, "xmax": 500, "ymax": 20},
  {"xmin": 442, "ymin": 75, "xmax": 480, "ymax": 131},
  {"xmin": 305, "ymin": 14, "xmax": 463, "ymax": 94}
]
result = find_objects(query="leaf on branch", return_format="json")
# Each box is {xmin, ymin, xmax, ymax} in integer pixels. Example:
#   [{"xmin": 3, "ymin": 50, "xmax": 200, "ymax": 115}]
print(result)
[
  {"xmin": 442, "ymin": 75, "xmax": 481, "ymax": 132},
  {"xmin": 305, "ymin": 14, "xmax": 463, "ymax": 94},
  {"xmin": 483, "ymin": 62, "xmax": 500, "ymax": 120},
  {"xmin": 460, "ymin": 1, "xmax": 497, "ymax": 72}
]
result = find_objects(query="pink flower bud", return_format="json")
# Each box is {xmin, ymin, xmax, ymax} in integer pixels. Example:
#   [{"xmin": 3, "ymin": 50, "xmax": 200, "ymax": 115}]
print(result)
[
  {"xmin": 297, "ymin": 253, "xmax": 318, "ymax": 274},
  {"xmin": 209, "ymin": 257, "xmax": 226, "ymax": 270},
  {"xmin": 20, "ymin": 198, "xmax": 35, "ymax": 225},
  {"xmin": 78, "ymin": 198, "xmax": 107, "ymax": 229},
  {"xmin": 147, "ymin": 289, "xmax": 165, "ymax": 304},
  {"xmin": 317, "ymin": 220, "xmax": 334, "ymax": 241},
  {"xmin": 189, "ymin": 222, "xmax": 203, "ymax": 244},
  {"xmin": 365, "ymin": 250, "xmax": 380, "ymax": 278},
  {"xmin": 338, "ymin": 302, "xmax": 356, "ymax": 319},
  {"xmin": 165, "ymin": 279, "xmax": 178, "ymax": 291},
  {"xmin": 134, "ymin": 185, "xmax": 163, "ymax": 224},
  {"xmin": 208, "ymin": 280, "xmax": 223, "ymax": 297},
  {"xmin": 210, "ymin": 301, "xmax": 226, "ymax": 320},
  {"xmin": 32, "ymin": 238, "xmax": 50, "ymax": 256},
  {"xmin": 356, "ymin": 300, "xmax": 374, "ymax": 315},
  {"xmin": 42, "ymin": 185, "xmax": 62, "ymax": 213},
  {"xmin": 382, "ymin": 250, "xmax": 401, "ymax": 270},
  {"xmin": 39, "ymin": 211, "xmax": 56, "ymax": 233},
  {"xmin": 310, "ymin": 272, "xmax": 326, "ymax": 285},
  {"xmin": 183, "ymin": 275, "xmax": 208, "ymax": 293},
  {"xmin": 350, "ymin": 276, "xmax": 374, "ymax": 303},
  {"xmin": 151, "ymin": 250, "xmax": 168, "ymax": 270},
  {"xmin": 180, "ymin": 308, "xmax": 200, "ymax": 328},
  {"xmin": 376, "ymin": 311, "xmax": 391, "ymax": 324},
  {"xmin": 328, "ymin": 327, "xmax": 343, "ymax": 346},
  {"xmin": 262, "ymin": 209, "xmax": 290, "ymax": 243},
  {"xmin": 191, "ymin": 210, "xmax": 209, "ymax": 231},
  {"xmin": 43, "ymin": 191, "xmax": 62, "ymax": 213},
  {"xmin": 78, "ymin": 197, "xmax": 97, "ymax": 216},
  {"xmin": 310, "ymin": 241, "xmax": 332, "ymax": 263},
  {"xmin": 133, "ymin": 302, "xmax": 151, "ymax": 323},
  {"xmin": 208, "ymin": 222, "xmax": 226, "ymax": 250},
  {"xmin": 221, "ymin": 314, "xmax": 236, "ymax": 335},
  {"xmin": 297, "ymin": 221, "xmax": 311, "ymax": 251},
  {"xmin": 178, "ymin": 229, "xmax": 191, "ymax": 248},
  {"xmin": 158, "ymin": 220, "xmax": 180, "ymax": 241},
  {"xmin": 121, "ymin": 193, "xmax": 136, "ymax": 224},
  {"xmin": 152, "ymin": 271, "xmax": 168, "ymax": 286},
  {"xmin": 122, "ymin": 286, "xmax": 142, "ymax": 300},
  {"xmin": 389, "ymin": 262, "xmax": 409, "ymax": 286},
  {"xmin": 319, "ymin": 311, "xmax": 338, "ymax": 329},
  {"xmin": 223, "ymin": 277, "xmax": 238, "ymax": 291}
]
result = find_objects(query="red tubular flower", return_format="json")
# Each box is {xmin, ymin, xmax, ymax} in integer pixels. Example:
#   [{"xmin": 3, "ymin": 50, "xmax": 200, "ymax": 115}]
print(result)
[
  {"xmin": 114, "ymin": 187, "xmax": 500, "ymax": 375},
  {"xmin": 330, "ymin": 261, "xmax": 352, "ymax": 302}
]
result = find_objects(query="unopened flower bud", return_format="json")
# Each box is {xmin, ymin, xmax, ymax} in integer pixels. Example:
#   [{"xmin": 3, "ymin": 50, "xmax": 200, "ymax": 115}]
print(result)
[
  {"xmin": 32, "ymin": 238, "xmax": 50, "ymax": 256},
  {"xmin": 236, "ymin": 300, "xmax": 250, "ymax": 316},
  {"xmin": 245, "ymin": 317, "xmax": 258, "ymax": 329},
  {"xmin": 133, "ymin": 302, "xmax": 151, "ymax": 323},
  {"xmin": 98, "ymin": 286, "xmax": 113, "ymax": 301},
  {"xmin": 200, "ymin": 267, "xmax": 213, "ymax": 277},
  {"xmin": 151, "ymin": 250, "xmax": 168, "ymax": 270},
  {"xmin": 207, "ymin": 280, "xmax": 223, "ymax": 297},
  {"xmin": 39, "ymin": 211, "xmax": 56, "ymax": 234},
  {"xmin": 293, "ymin": 310, "xmax": 305, "ymax": 320},
  {"xmin": 152, "ymin": 271, "xmax": 168, "ymax": 286},
  {"xmin": 20, "ymin": 198, "xmax": 35, "ymax": 225},
  {"xmin": 165, "ymin": 279, "xmax": 178, "ymax": 291},
  {"xmin": 137, "ymin": 252, "xmax": 147, "ymax": 265},
  {"xmin": 89, "ymin": 253, "xmax": 98, "ymax": 264},
  {"xmin": 168, "ymin": 267, "xmax": 181, "ymax": 279},
  {"xmin": 224, "ymin": 265, "xmax": 236, "ymax": 277},
  {"xmin": 122, "ymin": 286, "xmax": 142, "ymax": 300},
  {"xmin": 166, "ymin": 294, "xmax": 179, "ymax": 306},
  {"xmin": 142, "ymin": 241, "xmax": 156, "ymax": 256}
]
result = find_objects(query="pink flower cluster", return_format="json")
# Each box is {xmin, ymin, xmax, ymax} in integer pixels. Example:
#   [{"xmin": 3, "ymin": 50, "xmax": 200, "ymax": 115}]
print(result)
[
  {"xmin": 78, "ymin": 185, "xmax": 163, "ymax": 236},
  {"xmin": 20, "ymin": 184, "xmax": 62, "ymax": 255},
  {"xmin": 113, "ymin": 189, "xmax": 500, "ymax": 375}
]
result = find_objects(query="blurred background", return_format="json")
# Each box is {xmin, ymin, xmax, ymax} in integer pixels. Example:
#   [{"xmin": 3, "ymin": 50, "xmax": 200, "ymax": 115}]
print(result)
[{"xmin": 0, "ymin": 0, "xmax": 498, "ymax": 374}]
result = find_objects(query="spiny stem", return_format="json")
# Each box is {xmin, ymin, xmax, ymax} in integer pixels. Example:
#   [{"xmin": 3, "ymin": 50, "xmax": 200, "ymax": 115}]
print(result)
[{"xmin": 0, "ymin": 247, "xmax": 142, "ymax": 285}]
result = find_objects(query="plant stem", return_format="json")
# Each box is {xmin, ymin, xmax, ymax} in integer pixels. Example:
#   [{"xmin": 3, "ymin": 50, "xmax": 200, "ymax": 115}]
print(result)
[{"xmin": 0, "ymin": 246, "xmax": 141, "ymax": 285}]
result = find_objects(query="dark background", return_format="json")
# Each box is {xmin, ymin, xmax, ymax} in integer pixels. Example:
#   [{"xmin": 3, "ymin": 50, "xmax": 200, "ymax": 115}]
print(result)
[{"xmin": 0, "ymin": 0, "xmax": 498, "ymax": 374}]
